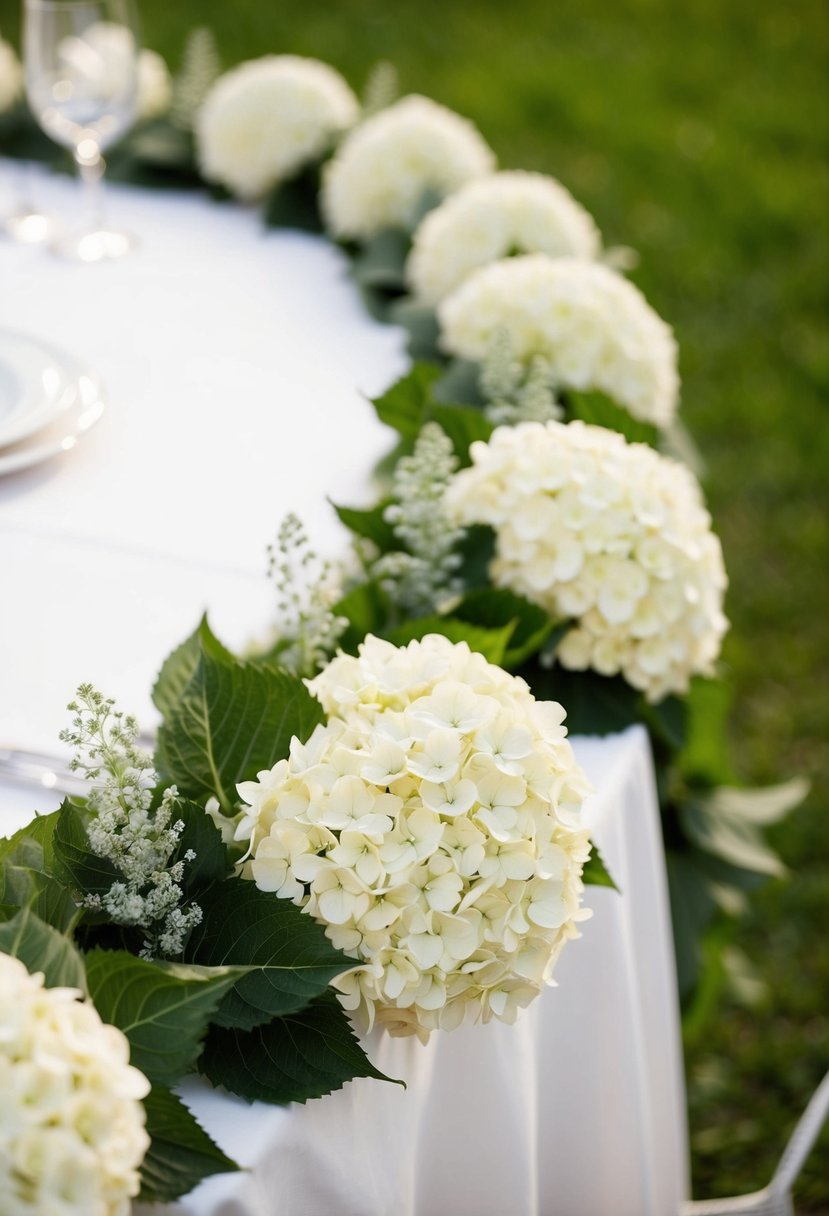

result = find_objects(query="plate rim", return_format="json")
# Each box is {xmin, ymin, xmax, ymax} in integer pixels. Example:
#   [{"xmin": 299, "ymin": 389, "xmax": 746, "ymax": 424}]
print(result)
[
  {"xmin": 0, "ymin": 333, "xmax": 106, "ymax": 477},
  {"xmin": 0, "ymin": 329, "xmax": 84, "ymax": 449}
]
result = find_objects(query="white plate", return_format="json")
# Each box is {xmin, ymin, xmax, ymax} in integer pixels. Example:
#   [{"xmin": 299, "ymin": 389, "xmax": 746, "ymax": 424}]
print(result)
[
  {"xmin": 0, "ymin": 360, "xmax": 105, "ymax": 477},
  {"xmin": 0, "ymin": 331, "xmax": 80, "ymax": 448}
]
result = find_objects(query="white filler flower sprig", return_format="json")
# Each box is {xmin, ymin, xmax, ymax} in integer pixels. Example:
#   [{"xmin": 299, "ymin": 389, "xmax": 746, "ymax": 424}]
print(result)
[
  {"xmin": 61, "ymin": 685, "xmax": 202, "ymax": 958},
  {"xmin": 372, "ymin": 421, "xmax": 467, "ymax": 617}
]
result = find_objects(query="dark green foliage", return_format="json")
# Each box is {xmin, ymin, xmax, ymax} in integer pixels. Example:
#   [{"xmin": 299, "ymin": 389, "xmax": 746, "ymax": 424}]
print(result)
[
  {"xmin": 155, "ymin": 617, "xmax": 324, "ymax": 811},
  {"xmin": 263, "ymin": 164, "xmax": 325, "ymax": 232},
  {"xmin": 138, "ymin": 1087, "xmax": 241, "ymax": 1203},
  {"xmin": 200, "ymin": 991, "xmax": 400, "ymax": 1105},
  {"xmin": 186, "ymin": 878, "xmax": 353, "ymax": 1028}
]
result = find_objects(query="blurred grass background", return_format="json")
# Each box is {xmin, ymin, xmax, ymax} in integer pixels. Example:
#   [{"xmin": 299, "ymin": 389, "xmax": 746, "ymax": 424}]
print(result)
[{"xmin": 6, "ymin": 0, "xmax": 828, "ymax": 1203}]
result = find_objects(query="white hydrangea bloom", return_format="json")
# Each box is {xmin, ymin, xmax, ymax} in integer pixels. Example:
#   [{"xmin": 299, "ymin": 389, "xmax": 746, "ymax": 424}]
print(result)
[
  {"xmin": 0, "ymin": 953, "xmax": 150, "ymax": 1216},
  {"xmin": 439, "ymin": 253, "xmax": 680, "ymax": 427},
  {"xmin": 237, "ymin": 633, "xmax": 592, "ymax": 1040},
  {"xmin": 321, "ymin": 94, "xmax": 496, "ymax": 239},
  {"xmin": 0, "ymin": 36, "xmax": 23, "ymax": 114},
  {"xmin": 407, "ymin": 171, "xmax": 601, "ymax": 304},
  {"xmin": 446, "ymin": 420, "xmax": 728, "ymax": 701},
  {"xmin": 196, "ymin": 55, "xmax": 359, "ymax": 199},
  {"xmin": 137, "ymin": 48, "xmax": 172, "ymax": 120}
]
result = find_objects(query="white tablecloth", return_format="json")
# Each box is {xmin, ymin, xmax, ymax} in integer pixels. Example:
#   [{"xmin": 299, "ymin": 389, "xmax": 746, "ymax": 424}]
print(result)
[{"xmin": 0, "ymin": 166, "xmax": 689, "ymax": 1215}]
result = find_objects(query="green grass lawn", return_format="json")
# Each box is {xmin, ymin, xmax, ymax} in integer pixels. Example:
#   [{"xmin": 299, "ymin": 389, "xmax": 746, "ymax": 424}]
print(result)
[{"xmin": 8, "ymin": 0, "xmax": 828, "ymax": 1202}]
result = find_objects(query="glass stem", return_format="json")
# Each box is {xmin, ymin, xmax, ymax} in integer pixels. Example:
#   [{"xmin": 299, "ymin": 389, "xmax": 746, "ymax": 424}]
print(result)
[{"xmin": 75, "ymin": 142, "xmax": 106, "ymax": 231}]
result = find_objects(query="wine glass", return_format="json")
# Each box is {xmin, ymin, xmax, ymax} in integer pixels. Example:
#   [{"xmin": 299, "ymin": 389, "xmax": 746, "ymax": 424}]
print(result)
[
  {"xmin": 3, "ymin": 162, "xmax": 57, "ymax": 245},
  {"xmin": 23, "ymin": 0, "xmax": 139, "ymax": 261}
]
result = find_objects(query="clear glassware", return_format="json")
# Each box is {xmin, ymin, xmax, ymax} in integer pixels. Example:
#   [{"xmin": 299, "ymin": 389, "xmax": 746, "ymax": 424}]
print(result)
[
  {"xmin": 2, "ymin": 161, "xmax": 57, "ymax": 244},
  {"xmin": 23, "ymin": 0, "xmax": 139, "ymax": 261}
]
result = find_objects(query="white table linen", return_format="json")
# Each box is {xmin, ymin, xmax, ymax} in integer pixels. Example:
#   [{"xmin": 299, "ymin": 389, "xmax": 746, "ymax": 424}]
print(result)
[{"xmin": 0, "ymin": 165, "xmax": 689, "ymax": 1215}]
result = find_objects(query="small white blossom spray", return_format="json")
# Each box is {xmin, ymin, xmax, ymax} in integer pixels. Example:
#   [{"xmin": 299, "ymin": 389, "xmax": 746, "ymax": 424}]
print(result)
[
  {"xmin": 361, "ymin": 60, "xmax": 398, "ymax": 117},
  {"xmin": 373, "ymin": 421, "xmax": 466, "ymax": 616},
  {"xmin": 480, "ymin": 328, "xmax": 562, "ymax": 426},
  {"xmin": 170, "ymin": 26, "xmax": 221, "ymax": 132},
  {"xmin": 268, "ymin": 513, "xmax": 348, "ymax": 678},
  {"xmin": 60, "ymin": 685, "xmax": 202, "ymax": 958}
]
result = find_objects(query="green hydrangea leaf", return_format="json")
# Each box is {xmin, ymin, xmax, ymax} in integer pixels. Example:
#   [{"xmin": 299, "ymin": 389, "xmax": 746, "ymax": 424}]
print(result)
[
  {"xmin": 152, "ymin": 614, "xmax": 234, "ymax": 720},
  {"xmin": 429, "ymin": 403, "xmax": 493, "ymax": 465},
  {"xmin": 332, "ymin": 580, "xmax": 391, "ymax": 654},
  {"xmin": 680, "ymin": 677, "xmax": 735, "ymax": 785},
  {"xmin": 387, "ymin": 300, "xmax": 441, "ymax": 362},
  {"xmin": 0, "ymin": 812, "xmax": 78, "ymax": 931},
  {"xmin": 582, "ymin": 843, "xmax": 619, "ymax": 891},
  {"xmin": 370, "ymin": 362, "xmax": 442, "ymax": 438},
  {"xmin": 138, "ymin": 1086, "xmax": 240, "ymax": 1203},
  {"xmin": 643, "ymin": 695, "xmax": 689, "ymax": 753},
  {"xmin": 433, "ymin": 358, "xmax": 485, "ymax": 407},
  {"xmin": 0, "ymin": 907, "xmax": 87, "ymax": 991},
  {"xmin": 84, "ymin": 949, "xmax": 244, "ymax": 1087},
  {"xmin": 172, "ymin": 801, "xmax": 230, "ymax": 895},
  {"xmin": 455, "ymin": 524, "xmax": 497, "ymax": 594},
  {"xmin": 199, "ymin": 990, "xmax": 400, "ymax": 1105},
  {"xmin": 186, "ymin": 878, "xmax": 352, "ymax": 1030},
  {"xmin": 665, "ymin": 854, "xmax": 719, "ymax": 1001},
  {"xmin": 351, "ymin": 227, "xmax": 410, "ymax": 289},
  {"xmin": 155, "ymin": 618, "xmax": 324, "ymax": 812},
  {"xmin": 522, "ymin": 666, "xmax": 642, "ymax": 736},
  {"xmin": 385, "ymin": 615, "xmax": 517, "ymax": 666},
  {"xmin": 566, "ymin": 389, "xmax": 660, "ymax": 447},
  {"xmin": 332, "ymin": 500, "xmax": 397, "ymax": 552},
  {"xmin": 52, "ymin": 799, "xmax": 122, "ymax": 896},
  {"xmin": 262, "ymin": 164, "xmax": 324, "ymax": 232},
  {"xmin": 453, "ymin": 588, "xmax": 555, "ymax": 668}
]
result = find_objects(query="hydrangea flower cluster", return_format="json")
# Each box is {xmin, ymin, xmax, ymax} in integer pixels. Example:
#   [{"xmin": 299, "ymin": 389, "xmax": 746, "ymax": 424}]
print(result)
[
  {"xmin": 196, "ymin": 55, "xmax": 359, "ymax": 199},
  {"xmin": 407, "ymin": 170, "xmax": 601, "ymax": 304},
  {"xmin": 0, "ymin": 36, "xmax": 22, "ymax": 114},
  {"xmin": 0, "ymin": 953, "xmax": 150, "ymax": 1216},
  {"xmin": 446, "ymin": 420, "xmax": 728, "ymax": 701},
  {"xmin": 236, "ymin": 633, "xmax": 592, "ymax": 1040},
  {"xmin": 321, "ymin": 95, "xmax": 496, "ymax": 239},
  {"xmin": 61, "ymin": 684, "xmax": 202, "ymax": 958},
  {"xmin": 439, "ymin": 254, "xmax": 680, "ymax": 427},
  {"xmin": 136, "ymin": 48, "xmax": 172, "ymax": 121}
]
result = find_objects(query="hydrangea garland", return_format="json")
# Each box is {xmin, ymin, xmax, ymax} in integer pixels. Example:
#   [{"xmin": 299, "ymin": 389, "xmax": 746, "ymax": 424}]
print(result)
[
  {"xmin": 321, "ymin": 94, "xmax": 496, "ymax": 239},
  {"xmin": 407, "ymin": 170, "xmax": 601, "ymax": 304},
  {"xmin": 446, "ymin": 420, "xmax": 728, "ymax": 701},
  {"xmin": 235, "ymin": 633, "xmax": 593, "ymax": 1041},
  {"xmin": 438, "ymin": 253, "xmax": 680, "ymax": 427},
  {"xmin": 0, "ymin": 953, "xmax": 150, "ymax": 1216},
  {"xmin": 196, "ymin": 55, "xmax": 359, "ymax": 199}
]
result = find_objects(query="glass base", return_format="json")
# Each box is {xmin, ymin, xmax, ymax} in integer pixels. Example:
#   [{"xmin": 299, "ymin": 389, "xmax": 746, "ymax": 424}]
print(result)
[
  {"xmin": 52, "ymin": 226, "xmax": 137, "ymax": 263},
  {"xmin": 5, "ymin": 209, "xmax": 57, "ymax": 245}
]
